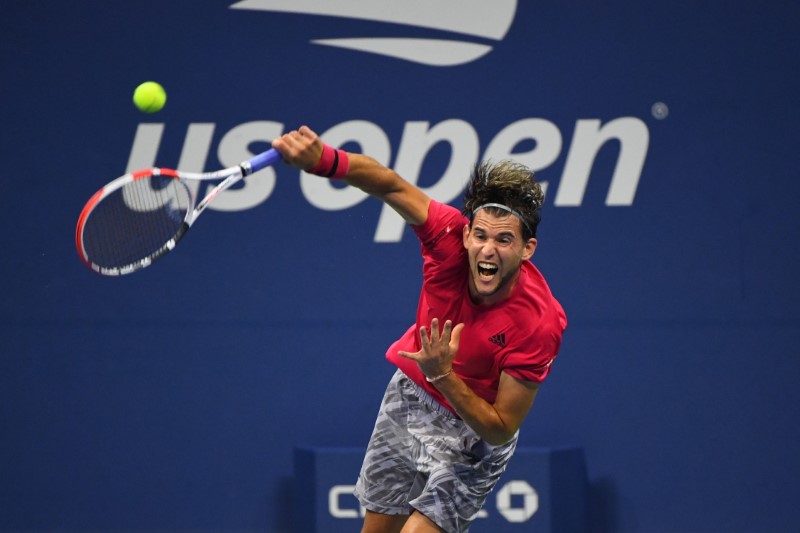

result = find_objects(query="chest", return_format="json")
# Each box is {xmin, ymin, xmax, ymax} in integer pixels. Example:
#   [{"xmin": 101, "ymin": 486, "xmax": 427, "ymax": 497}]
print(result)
[{"xmin": 420, "ymin": 295, "xmax": 516, "ymax": 378}]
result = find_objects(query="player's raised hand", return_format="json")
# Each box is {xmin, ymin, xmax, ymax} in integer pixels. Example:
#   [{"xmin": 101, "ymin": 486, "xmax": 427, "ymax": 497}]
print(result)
[{"xmin": 399, "ymin": 318, "xmax": 464, "ymax": 381}]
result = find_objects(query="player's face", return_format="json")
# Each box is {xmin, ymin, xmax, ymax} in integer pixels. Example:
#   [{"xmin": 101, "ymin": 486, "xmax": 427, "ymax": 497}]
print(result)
[{"xmin": 463, "ymin": 211, "xmax": 537, "ymax": 305}]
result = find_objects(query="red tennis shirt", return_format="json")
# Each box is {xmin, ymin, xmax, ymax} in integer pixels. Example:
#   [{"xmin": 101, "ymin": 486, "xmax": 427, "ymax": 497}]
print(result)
[{"xmin": 386, "ymin": 200, "xmax": 567, "ymax": 413}]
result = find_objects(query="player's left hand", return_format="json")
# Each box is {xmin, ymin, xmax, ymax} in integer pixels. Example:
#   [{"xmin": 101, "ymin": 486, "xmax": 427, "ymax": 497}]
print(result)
[{"xmin": 398, "ymin": 318, "xmax": 464, "ymax": 379}]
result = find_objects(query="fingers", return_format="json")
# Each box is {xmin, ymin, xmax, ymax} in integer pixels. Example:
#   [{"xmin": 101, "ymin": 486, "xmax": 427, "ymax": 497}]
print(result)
[
  {"xmin": 430, "ymin": 318, "xmax": 440, "ymax": 340},
  {"xmin": 421, "ymin": 319, "xmax": 460, "ymax": 341},
  {"xmin": 418, "ymin": 325, "xmax": 430, "ymax": 351},
  {"xmin": 287, "ymin": 125, "xmax": 316, "ymax": 145},
  {"xmin": 273, "ymin": 127, "xmax": 314, "ymax": 151},
  {"xmin": 441, "ymin": 319, "xmax": 453, "ymax": 341},
  {"xmin": 450, "ymin": 322, "xmax": 465, "ymax": 348},
  {"xmin": 298, "ymin": 125, "xmax": 315, "ymax": 138},
  {"xmin": 419, "ymin": 318, "xmax": 463, "ymax": 351},
  {"xmin": 428, "ymin": 318, "xmax": 454, "ymax": 340},
  {"xmin": 406, "ymin": 319, "xmax": 463, "ymax": 378},
  {"xmin": 398, "ymin": 350, "xmax": 420, "ymax": 361},
  {"xmin": 271, "ymin": 125, "xmax": 321, "ymax": 169}
]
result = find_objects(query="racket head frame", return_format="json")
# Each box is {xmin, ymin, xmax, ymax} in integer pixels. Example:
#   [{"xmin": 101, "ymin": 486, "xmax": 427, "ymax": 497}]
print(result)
[
  {"xmin": 75, "ymin": 167, "xmax": 195, "ymax": 275},
  {"xmin": 75, "ymin": 148, "xmax": 281, "ymax": 276}
]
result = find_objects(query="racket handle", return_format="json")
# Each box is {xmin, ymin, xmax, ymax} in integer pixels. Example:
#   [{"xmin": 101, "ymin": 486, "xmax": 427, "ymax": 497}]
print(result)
[{"xmin": 246, "ymin": 148, "xmax": 281, "ymax": 174}]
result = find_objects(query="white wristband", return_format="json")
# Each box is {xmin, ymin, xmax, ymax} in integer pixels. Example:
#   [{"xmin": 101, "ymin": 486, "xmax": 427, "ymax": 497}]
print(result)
[{"xmin": 425, "ymin": 369, "xmax": 453, "ymax": 383}]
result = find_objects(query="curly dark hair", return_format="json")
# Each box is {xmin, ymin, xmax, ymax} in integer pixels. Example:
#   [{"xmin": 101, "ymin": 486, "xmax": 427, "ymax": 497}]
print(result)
[{"xmin": 462, "ymin": 160, "xmax": 544, "ymax": 239}]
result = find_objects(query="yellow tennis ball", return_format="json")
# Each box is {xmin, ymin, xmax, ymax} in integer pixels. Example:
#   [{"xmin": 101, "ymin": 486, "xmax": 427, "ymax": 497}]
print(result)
[{"xmin": 133, "ymin": 81, "xmax": 167, "ymax": 113}]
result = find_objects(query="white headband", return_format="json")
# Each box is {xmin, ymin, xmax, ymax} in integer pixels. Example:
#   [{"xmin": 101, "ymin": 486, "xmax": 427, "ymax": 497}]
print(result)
[{"xmin": 472, "ymin": 203, "xmax": 532, "ymax": 234}]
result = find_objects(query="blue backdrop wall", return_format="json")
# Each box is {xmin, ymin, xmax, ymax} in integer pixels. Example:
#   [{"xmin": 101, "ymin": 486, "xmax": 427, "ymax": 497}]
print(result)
[{"xmin": 1, "ymin": 1, "xmax": 799, "ymax": 531}]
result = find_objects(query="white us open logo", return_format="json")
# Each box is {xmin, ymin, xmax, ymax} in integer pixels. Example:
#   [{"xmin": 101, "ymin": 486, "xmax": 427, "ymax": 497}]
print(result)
[
  {"xmin": 328, "ymin": 480, "xmax": 539, "ymax": 523},
  {"xmin": 230, "ymin": 0, "xmax": 518, "ymax": 66}
]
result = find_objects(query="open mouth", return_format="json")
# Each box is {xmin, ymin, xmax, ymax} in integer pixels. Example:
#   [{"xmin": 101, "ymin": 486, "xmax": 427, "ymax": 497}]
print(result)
[{"xmin": 477, "ymin": 262, "xmax": 498, "ymax": 280}]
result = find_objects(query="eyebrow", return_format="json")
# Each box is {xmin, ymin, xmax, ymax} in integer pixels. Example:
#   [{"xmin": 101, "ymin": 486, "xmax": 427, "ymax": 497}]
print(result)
[{"xmin": 473, "ymin": 226, "xmax": 517, "ymax": 239}]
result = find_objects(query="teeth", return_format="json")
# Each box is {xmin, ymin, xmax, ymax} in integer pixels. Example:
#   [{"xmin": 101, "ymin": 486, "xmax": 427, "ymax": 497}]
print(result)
[{"xmin": 477, "ymin": 262, "xmax": 498, "ymax": 280}]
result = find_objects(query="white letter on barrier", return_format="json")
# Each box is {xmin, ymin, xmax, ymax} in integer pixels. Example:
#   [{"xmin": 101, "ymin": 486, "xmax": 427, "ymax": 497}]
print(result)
[
  {"xmin": 555, "ymin": 117, "xmax": 649, "ymax": 206},
  {"xmin": 126, "ymin": 123, "xmax": 165, "ymax": 173},
  {"xmin": 496, "ymin": 480, "xmax": 538, "ymax": 523},
  {"xmin": 328, "ymin": 484, "xmax": 359, "ymax": 519}
]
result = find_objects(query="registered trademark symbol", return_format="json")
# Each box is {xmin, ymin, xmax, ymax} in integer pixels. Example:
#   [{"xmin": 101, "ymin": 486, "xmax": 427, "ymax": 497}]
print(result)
[{"xmin": 651, "ymin": 101, "xmax": 669, "ymax": 120}]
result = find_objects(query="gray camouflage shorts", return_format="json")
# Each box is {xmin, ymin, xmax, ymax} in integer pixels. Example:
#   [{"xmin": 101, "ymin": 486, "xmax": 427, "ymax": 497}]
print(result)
[{"xmin": 354, "ymin": 369, "xmax": 518, "ymax": 533}]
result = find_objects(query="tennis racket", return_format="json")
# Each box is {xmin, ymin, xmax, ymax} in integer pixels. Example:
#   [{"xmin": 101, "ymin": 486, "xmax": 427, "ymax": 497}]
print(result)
[{"xmin": 76, "ymin": 148, "xmax": 281, "ymax": 276}]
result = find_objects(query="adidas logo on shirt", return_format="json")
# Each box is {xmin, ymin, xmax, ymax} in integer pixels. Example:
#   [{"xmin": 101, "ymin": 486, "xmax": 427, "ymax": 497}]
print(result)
[{"xmin": 489, "ymin": 333, "xmax": 506, "ymax": 348}]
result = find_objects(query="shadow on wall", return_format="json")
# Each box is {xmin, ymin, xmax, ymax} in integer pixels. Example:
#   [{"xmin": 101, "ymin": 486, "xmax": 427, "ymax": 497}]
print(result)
[{"xmin": 589, "ymin": 478, "xmax": 621, "ymax": 533}]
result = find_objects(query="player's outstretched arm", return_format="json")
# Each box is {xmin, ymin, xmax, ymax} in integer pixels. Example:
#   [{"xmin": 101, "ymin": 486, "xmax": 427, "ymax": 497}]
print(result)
[{"xmin": 273, "ymin": 125, "xmax": 430, "ymax": 226}]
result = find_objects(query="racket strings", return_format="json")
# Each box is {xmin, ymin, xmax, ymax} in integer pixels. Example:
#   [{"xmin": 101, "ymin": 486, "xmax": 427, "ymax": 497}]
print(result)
[{"xmin": 82, "ymin": 175, "xmax": 192, "ymax": 269}]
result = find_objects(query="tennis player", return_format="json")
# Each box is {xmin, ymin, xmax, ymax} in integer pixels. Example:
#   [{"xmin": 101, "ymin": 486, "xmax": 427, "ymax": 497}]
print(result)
[{"xmin": 273, "ymin": 126, "xmax": 567, "ymax": 533}]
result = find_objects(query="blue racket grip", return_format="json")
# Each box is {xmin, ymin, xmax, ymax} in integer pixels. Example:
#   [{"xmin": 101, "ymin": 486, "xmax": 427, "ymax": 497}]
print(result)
[{"xmin": 248, "ymin": 148, "xmax": 281, "ymax": 174}]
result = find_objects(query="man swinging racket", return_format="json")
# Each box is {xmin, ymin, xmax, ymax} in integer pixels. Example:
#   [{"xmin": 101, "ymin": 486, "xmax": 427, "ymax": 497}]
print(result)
[{"xmin": 273, "ymin": 126, "xmax": 567, "ymax": 533}]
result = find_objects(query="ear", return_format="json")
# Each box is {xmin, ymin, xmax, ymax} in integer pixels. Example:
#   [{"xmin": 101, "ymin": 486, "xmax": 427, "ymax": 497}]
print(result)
[
  {"xmin": 521, "ymin": 238, "xmax": 537, "ymax": 261},
  {"xmin": 462, "ymin": 223, "xmax": 470, "ymax": 249}
]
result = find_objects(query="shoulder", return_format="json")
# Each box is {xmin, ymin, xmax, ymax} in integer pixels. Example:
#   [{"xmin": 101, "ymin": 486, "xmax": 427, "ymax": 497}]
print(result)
[
  {"xmin": 512, "ymin": 263, "xmax": 567, "ymax": 337},
  {"xmin": 413, "ymin": 200, "xmax": 469, "ymax": 247},
  {"xmin": 499, "ymin": 268, "xmax": 566, "ymax": 382}
]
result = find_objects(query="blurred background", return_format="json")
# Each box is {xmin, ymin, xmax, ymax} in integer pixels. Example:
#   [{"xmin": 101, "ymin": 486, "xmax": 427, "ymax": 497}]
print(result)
[{"xmin": 1, "ymin": 1, "xmax": 798, "ymax": 531}]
